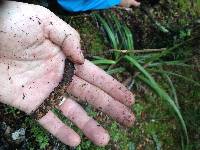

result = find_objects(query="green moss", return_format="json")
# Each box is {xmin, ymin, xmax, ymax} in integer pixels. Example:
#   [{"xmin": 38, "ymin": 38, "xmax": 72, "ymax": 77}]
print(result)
[
  {"xmin": 25, "ymin": 118, "xmax": 49, "ymax": 149},
  {"xmin": 62, "ymin": 14, "xmax": 106, "ymax": 55},
  {"xmin": 2, "ymin": 0, "xmax": 200, "ymax": 149}
]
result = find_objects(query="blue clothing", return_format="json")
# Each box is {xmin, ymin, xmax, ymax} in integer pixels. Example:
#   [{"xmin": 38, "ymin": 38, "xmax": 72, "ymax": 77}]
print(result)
[{"xmin": 57, "ymin": 0, "xmax": 121, "ymax": 12}]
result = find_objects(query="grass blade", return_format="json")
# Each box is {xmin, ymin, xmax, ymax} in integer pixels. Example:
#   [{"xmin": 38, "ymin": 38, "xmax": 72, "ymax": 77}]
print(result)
[
  {"xmin": 111, "ymin": 14, "xmax": 125, "ymax": 50},
  {"xmin": 124, "ymin": 55, "xmax": 189, "ymax": 146},
  {"xmin": 92, "ymin": 59, "xmax": 116, "ymax": 65},
  {"xmin": 148, "ymin": 61, "xmax": 192, "ymax": 68},
  {"xmin": 161, "ymin": 72, "xmax": 180, "ymax": 109},
  {"xmin": 95, "ymin": 14, "xmax": 118, "ymax": 49},
  {"xmin": 107, "ymin": 67, "xmax": 126, "ymax": 75},
  {"xmin": 91, "ymin": 56, "xmax": 107, "ymax": 60},
  {"xmin": 123, "ymin": 25, "xmax": 134, "ymax": 50},
  {"xmin": 149, "ymin": 69, "xmax": 200, "ymax": 87}
]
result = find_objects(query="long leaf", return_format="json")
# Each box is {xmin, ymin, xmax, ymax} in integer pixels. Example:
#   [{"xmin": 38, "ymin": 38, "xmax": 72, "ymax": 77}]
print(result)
[
  {"xmin": 111, "ymin": 14, "xmax": 125, "ymax": 50},
  {"xmin": 95, "ymin": 14, "xmax": 118, "ymax": 49},
  {"xmin": 107, "ymin": 67, "xmax": 126, "ymax": 75},
  {"xmin": 124, "ymin": 55, "xmax": 189, "ymax": 146},
  {"xmin": 92, "ymin": 59, "xmax": 116, "ymax": 65},
  {"xmin": 148, "ymin": 61, "xmax": 192, "ymax": 68},
  {"xmin": 123, "ymin": 25, "xmax": 134, "ymax": 50},
  {"xmin": 149, "ymin": 69, "xmax": 200, "ymax": 87},
  {"xmin": 161, "ymin": 72, "xmax": 180, "ymax": 109}
]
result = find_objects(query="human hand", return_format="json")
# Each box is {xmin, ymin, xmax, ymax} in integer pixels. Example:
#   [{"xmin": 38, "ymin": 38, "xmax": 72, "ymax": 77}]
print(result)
[
  {"xmin": 0, "ymin": 1, "xmax": 135, "ymax": 147},
  {"xmin": 120, "ymin": 0, "xmax": 141, "ymax": 7}
]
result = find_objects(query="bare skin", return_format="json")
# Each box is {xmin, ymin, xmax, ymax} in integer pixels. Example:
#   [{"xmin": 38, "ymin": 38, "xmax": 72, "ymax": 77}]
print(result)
[
  {"xmin": 120, "ymin": 0, "xmax": 141, "ymax": 7},
  {"xmin": 0, "ymin": 1, "xmax": 135, "ymax": 147}
]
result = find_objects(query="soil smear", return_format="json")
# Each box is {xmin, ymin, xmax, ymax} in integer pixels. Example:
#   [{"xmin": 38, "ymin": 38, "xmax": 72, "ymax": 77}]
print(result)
[{"xmin": 31, "ymin": 59, "xmax": 75, "ymax": 120}]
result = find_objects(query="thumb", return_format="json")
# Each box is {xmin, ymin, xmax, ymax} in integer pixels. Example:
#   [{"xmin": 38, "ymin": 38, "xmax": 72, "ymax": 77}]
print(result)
[{"xmin": 44, "ymin": 12, "xmax": 84, "ymax": 64}]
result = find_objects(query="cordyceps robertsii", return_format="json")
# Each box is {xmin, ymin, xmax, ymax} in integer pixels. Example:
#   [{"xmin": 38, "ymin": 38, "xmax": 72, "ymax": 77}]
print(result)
[{"xmin": 32, "ymin": 59, "xmax": 75, "ymax": 120}]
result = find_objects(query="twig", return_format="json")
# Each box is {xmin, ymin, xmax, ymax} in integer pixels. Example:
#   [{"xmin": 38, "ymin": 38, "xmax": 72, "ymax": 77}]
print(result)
[
  {"xmin": 85, "ymin": 48, "xmax": 166, "ymax": 57},
  {"xmin": 109, "ymin": 48, "xmax": 167, "ymax": 53}
]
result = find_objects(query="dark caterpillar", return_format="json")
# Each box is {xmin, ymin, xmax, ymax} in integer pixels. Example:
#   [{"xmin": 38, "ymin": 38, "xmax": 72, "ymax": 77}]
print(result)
[{"xmin": 31, "ymin": 59, "xmax": 75, "ymax": 120}]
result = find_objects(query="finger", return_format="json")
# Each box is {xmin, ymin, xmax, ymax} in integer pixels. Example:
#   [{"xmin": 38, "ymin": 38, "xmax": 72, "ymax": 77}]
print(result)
[
  {"xmin": 43, "ymin": 12, "xmax": 84, "ymax": 64},
  {"xmin": 38, "ymin": 111, "xmax": 81, "ymax": 147},
  {"xmin": 75, "ymin": 60, "xmax": 135, "ymax": 106},
  {"xmin": 131, "ymin": 0, "xmax": 141, "ymax": 7},
  {"xmin": 60, "ymin": 98, "xmax": 110, "ymax": 146},
  {"xmin": 67, "ymin": 76, "xmax": 135, "ymax": 127}
]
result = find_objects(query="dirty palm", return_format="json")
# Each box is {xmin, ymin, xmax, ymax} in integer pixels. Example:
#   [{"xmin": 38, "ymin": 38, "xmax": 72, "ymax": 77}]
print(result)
[{"xmin": 0, "ymin": 1, "xmax": 136, "ymax": 147}]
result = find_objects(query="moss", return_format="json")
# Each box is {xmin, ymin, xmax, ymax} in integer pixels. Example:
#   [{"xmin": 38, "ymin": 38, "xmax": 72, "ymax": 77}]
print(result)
[
  {"xmin": 1, "ymin": 0, "xmax": 200, "ymax": 149},
  {"xmin": 61, "ymin": 14, "xmax": 106, "ymax": 56}
]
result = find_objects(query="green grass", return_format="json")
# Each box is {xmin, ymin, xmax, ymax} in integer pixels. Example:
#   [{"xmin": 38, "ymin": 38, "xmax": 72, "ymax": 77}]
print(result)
[
  {"xmin": 2, "ymin": 0, "xmax": 200, "ymax": 149},
  {"xmin": 124, "ymin": 55, "xmax": 188, "ymax": 145},
  {"xmin": 93, "ymin": 12, "xmax": 200, "ymax": 149}
]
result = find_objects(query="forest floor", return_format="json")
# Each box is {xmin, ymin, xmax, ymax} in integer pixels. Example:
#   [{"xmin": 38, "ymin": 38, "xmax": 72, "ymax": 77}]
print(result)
[{"xmin": 0, "ymin": 0, "xmax": 200, "ymax": 150}]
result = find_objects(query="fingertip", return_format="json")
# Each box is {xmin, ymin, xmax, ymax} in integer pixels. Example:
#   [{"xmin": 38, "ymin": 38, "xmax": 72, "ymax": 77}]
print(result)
[
  {"xmin": 63, "ymin": 39, "xmax": 85, "ymax": 64},
  {"xmin": 121, "ymin": 91, "xmax": 135, "ymax": 106},
  {"xmin": 68, "ymin": 55, "xmax": 84, "ymax": 65},
  {"xmin": 38, "ymin": 111, "xmax": 81, "ymax": 147},
  {"xmin": 82, "ymin": 119, "xmax": 110, "ymax": 146},
  {"xmin": 67, "ymin": 134, "xmax": 81, "ymax": 147},
  {"xmin": 135, "ymin": 2, "xmax": 141, "ymax": 7},
  {"xmin": 125, "ymin": 113, "xmax": 136, "ymax": 127},
  {"xmin": 55, "ymin": 125, "xmax": 81, "ymax": 147},
  {"xmin": 132, "ymin": 1, "xmax": 141, "ymax": 7},
  {"xmin": 127, "ymin": 92, "xmax": 135, "ymax": 106},
  {"xmin": 74, "ymin": 50, "xmax": 85, "ymax": 64},
  {"xmin": 95, "ymin": 132, "xmax": 110, "ymax": 146}
]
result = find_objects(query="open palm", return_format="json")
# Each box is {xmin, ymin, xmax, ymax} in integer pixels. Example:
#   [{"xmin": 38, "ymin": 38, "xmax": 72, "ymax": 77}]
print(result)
[{"xmin": 0, "ymin": 1, "xmax": 135, "ymax": 147}]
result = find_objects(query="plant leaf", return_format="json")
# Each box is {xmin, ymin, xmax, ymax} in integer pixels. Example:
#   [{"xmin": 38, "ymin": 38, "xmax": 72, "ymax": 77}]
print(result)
[{"xmin": 124, "ymin": 55, "xmax": 189, "ymax": 145}]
